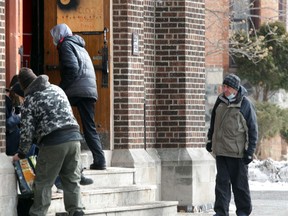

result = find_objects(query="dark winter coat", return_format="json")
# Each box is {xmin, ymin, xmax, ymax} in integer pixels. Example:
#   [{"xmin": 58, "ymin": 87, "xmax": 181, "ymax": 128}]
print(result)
[
  {"xmin": 57, "ymin": 34, "xmax": 98, "ymax": 103},
  {"xmin": 5, "ymin": 95, "xmax": 21, "ymax": 156},
  {"xmin": 207, "ymin": 86, "xmax": 258, "ymax": 158}
]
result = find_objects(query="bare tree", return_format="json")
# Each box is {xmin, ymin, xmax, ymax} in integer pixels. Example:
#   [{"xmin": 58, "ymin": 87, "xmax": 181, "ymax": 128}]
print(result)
[{"xmin": 206, "ymin": 0, "xmax": 288, "ymax": 64}]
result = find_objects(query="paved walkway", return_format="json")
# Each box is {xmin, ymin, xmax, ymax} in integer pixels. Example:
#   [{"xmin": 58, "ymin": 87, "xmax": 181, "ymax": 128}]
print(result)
[
  {"xmin": 177, "ymin": 205, "xmax": 236, "ymax": 216},
  {"xmin": 177, "ymin": 190, "xmax": 288, "ymax": 216}
]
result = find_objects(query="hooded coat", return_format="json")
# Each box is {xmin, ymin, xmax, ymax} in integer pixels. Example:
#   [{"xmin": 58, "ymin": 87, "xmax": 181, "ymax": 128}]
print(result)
[
  {"xmin": 207, "ymin": 86, "xmax": 258, "ymax": 158},
  {"xmin": 50, "ymin": 24, "xmax": 98, "ymax": 103}
]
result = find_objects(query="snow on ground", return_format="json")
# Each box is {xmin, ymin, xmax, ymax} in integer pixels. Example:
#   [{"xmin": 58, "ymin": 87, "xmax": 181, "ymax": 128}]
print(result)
[{"xmin": 248, "ymin": 158, "xmax": 288, "ymax": 191}]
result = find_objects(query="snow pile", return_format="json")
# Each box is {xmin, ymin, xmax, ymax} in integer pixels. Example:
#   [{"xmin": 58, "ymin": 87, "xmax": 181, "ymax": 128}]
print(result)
[
  {"xmin": 248, "ymin": 158, "xmax": 288, "ymax": 191},
  {"xmin": 249, "ymin": 158, "xmax": 288, "ymax": 182}
]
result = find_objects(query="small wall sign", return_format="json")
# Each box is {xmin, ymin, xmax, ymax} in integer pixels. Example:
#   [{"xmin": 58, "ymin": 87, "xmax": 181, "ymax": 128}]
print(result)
[{"xmin": 132, "ymin": 33, "xmax": 139, "ymax": 56}]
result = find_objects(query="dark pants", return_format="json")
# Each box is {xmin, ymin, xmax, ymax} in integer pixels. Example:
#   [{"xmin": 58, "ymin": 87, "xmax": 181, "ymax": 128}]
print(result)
[
  {"xmin": 75, "ymin": 98, "xmax": 106, "ymax": 166},
  {"xmin": 214, "ymin": 156, "xmax": 252, "ymax": 216}
]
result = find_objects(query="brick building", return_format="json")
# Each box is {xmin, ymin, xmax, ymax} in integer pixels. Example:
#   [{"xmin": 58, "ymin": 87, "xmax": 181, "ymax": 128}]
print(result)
[
  {"xmin": 205, "ymin": 0, "xmax": 288, "ymax": 124},
  {"xmin": 205, "ymin": 0, "xmax": 288, "ymax": 162},
  {"xmin": 0, "ymin": 0, "xmax": 216, "ymax": 214},
  {"xmin": 1, "ymin": 0, "xmax": 286, "ymax": 214}
]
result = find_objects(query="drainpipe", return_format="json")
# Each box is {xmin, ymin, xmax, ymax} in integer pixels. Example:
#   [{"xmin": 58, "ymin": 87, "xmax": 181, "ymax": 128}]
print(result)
[{"xmin": 144, "ymin": 94, "xmax": 147, "ymax": 150}]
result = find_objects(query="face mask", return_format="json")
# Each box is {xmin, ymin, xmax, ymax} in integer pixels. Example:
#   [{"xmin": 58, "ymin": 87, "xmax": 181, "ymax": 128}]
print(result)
[{"xmin": 226, "ymin": 93, "xmax": 235, "ymax": 100}]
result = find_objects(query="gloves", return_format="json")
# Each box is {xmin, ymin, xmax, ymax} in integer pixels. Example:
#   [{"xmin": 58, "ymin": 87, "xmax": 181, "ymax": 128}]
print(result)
[
  {"xmin": 242, "ymin": 150, "xmax": 253, "ymax": 165},
  {"xmin": 206, "ymin": 141, "xmax": 212, "ymax": 152}
]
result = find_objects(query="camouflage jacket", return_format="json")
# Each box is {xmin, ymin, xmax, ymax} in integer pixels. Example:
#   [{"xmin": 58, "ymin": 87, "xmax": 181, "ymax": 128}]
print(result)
[{"xmin": 18, "ymin": 75, "xmax": 80, "ymax": 156}]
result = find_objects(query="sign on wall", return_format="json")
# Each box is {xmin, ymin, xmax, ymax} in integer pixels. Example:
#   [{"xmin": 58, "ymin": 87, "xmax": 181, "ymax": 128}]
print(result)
[{"xmin": 57, "ymin": 0, "xmax": 104, "ymax": 32}]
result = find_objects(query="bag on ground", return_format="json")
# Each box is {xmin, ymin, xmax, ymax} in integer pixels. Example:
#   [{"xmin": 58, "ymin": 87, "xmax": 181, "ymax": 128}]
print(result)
[{"xmin": 13, "ymin": 155, "xmax": 37, "ymax": 196}]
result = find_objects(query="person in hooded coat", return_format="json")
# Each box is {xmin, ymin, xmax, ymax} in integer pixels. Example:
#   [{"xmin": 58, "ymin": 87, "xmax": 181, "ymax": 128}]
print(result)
[
  {"xmin": 206, "ymin": 74, "xmax": 258, "ymax": 216},
  {"xmin": 50, "ymin": 23, "xmax": 106, "ymax": 170}
]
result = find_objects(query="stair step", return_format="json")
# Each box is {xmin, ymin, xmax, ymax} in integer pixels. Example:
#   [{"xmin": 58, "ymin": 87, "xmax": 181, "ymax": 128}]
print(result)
[
  {"xmin": 48, "ymin": 185, "xmax": 157, "ymax": 214},
  {"xmin": 46, "ymin": 165, "xmax": 178, "ymax": 216},
  {"xmin": 50, "ymin": 201, "xmax": 178, "ymax": 216},
  {"xmin": 82, "ymin": 167, "xmax": 136, "ymax": 188}
]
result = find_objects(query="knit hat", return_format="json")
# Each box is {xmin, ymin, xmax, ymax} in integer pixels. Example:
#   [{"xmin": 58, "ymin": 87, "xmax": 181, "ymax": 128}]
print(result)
[
  {"xmin": 11, "ymin": 82, "xmax": 24, "ymax": 97},
  {"xmin": 223, "ymin": 74, "xmax": 241, "ymax": 90},
  {"xmin": 18, "ymin": 67, "xmax": 37, "ymax": 90},
  {"xmin": 9, "ymin": 75, "xmax": 19, "ymax": 88}
]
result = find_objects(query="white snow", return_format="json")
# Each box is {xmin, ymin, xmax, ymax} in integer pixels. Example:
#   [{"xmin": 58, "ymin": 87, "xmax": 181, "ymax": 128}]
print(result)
[{"xmin": 248, "ymin": 158, "xmax": 288, "ymax": 191}]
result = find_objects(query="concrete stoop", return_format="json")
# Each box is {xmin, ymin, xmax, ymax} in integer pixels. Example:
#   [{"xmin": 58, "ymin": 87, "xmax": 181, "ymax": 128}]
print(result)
[
  {"xmin": 80, "ymin": 167, "xmax": 136, "ymax": 188},
  {"xmin": 81, "ymin": 201, "xmax": 178, "ymax": 216},
  {"xmin": 47, "ymin": 167, "xmax": 178, "ymax": 216},
  {"xmin": 51, "ymin": 202, "xmax": 178, "ymax": 216}
]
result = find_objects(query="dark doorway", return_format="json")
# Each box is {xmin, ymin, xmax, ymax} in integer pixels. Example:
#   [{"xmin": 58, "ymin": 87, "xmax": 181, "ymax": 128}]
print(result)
[{"xmin": 23, "ymin": 0, "xmax": 44, "ymax": 75}]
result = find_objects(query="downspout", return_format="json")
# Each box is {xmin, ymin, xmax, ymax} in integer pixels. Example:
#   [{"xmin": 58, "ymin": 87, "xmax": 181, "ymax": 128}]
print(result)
[{"xmin": 144, "ymin": 94, "xmax": 146, "ymax": 150}]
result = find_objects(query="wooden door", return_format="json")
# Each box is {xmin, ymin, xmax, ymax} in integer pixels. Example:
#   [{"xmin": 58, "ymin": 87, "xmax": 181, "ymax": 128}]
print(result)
[{"xmin": 43, "ymin": 0, "xmax": 111, "ymax": 150}]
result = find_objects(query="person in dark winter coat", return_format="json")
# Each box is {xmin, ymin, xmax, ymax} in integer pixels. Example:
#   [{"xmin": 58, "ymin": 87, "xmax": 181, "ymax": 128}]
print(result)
[
  {"xmin": 12, "ymin": 67, "xmax": 84, "ymax": 216},
  {"xmin": 5, "ymin": 89, "xmax": 21, "ymax": 156},
  {"xmin": 206, "ymin": 74, "xmax": 258, "ymax": 216},
  {"xmin": 5, "ymin": 76, "xmax": 24, "ymax": 156},
  {"xmin": 50, "ymin": 23, "xmax": 106, "ymax": 170}
]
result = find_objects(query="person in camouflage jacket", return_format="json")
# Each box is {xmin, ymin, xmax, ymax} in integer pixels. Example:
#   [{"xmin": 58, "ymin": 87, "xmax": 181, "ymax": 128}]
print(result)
[{"xmin": 13, "ymin": 67, "xmax": 84, "ymax": 216}]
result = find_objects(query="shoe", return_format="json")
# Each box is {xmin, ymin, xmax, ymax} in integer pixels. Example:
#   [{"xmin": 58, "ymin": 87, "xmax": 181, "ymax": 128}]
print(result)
[
  {"xmin": 56, "ymin": 188, "xmax": 63, "ymax": 193},
  {"xmin": 80, "ymin": 175, "xmax": 93, "ymax": 185},
  {"xmin": 55, "ymin": 183, "xmax": 63, "ymax": 190},
  {"xmin": 90, "ymin": 163, "xmax": 106, "ymax": 170},
  {"xmin": 73, "ymin": 210, "xmax": 84, "ymax": 216},
  {"xmin": 237, "ymin": 213, "xmax": 248, "ymax": 216}
]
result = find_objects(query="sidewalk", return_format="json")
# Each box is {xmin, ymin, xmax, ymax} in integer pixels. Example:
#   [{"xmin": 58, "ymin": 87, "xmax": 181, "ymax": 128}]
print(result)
[{"xmin": 176, "ymin": 204, "xmax": 236, "ymax": 216}]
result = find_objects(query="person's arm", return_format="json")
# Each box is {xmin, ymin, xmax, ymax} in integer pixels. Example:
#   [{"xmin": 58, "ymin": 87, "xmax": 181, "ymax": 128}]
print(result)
[
  {"xmin": 6, "ymin": 113, "xmax": 21, "ymax": 131},
  {"xmin": 207, "ymin": 97, "xmax": 221, "ymax": 141},
  {"xmin": 17, "ymin": 100, "xmax": 36, "ymax": 158},
  {"xmin": 241, "ymin": 97, "xmax": 258, "ymax": 155},
  {"xmin": 58, "ymin": 42, "xmax": 80, "ymax": 90},
  {"xmin": 206, "ymin": 97, "xmax": 221, "ymax": 152}
]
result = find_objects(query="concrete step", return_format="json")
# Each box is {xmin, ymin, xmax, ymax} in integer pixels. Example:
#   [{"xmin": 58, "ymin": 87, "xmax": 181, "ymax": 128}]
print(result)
[
  {"xmin": 47, "ymin": 165, "xmax": 178, "ymax": 216},
  {"xmin": 49, "ymin": 201, "xmax": 178, "ymax": 216},
  {"xmin": 81, "ymin": 167, "xmax": 135, "ymax": 188},
  {"xmin": 48, "ymin": 185, "xmax": 157, "ymax": 214}
]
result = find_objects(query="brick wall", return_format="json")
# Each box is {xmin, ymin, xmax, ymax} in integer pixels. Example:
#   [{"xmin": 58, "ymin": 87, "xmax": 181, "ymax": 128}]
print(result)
[
  {"xmin": 113, "ymin": 0, "xmax": 146, "ymax": 149},
  {"xmin": 144, "ymin": 0, "xmax": 157, "ymax": 148},
  {"xmin": 260, "ymin": 0, "xmax": 279, "ymax": 23},
  {"xmin": 205, "ymin": 0, "xmax": 229, "ymax": 70},
  {"xmin": 260, "ymin": 134, "xmax": 284, "ymax": 161},
  {"xmin": 0, "ymin": 0, "xmax": 5, "ymax": 153},
  {"xmin": 155, "ymin": 0, "xmax": 206, "ymax": 148},
  {"xmin": 205, "ymin": 0, "xmax": 229, "ymax": 130},
  {"xmin": 113, "ymin": 0, "xmax": 206, "ymax": 149}
]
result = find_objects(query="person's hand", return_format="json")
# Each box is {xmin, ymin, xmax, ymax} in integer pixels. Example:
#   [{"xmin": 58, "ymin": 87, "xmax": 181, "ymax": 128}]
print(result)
[
  {"xmin": 242, "ymin": 150, "xmax": 253, "ymax": 165},
  {"xmin": 206, "ymin": 141, "xmax": 212, "ymax": 152},
  {"xmin": 12, "ymin": 153, "xmax": 21, "ymax": 162}
]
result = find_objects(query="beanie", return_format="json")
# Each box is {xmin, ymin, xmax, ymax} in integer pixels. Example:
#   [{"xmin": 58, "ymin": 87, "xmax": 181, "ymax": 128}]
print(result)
[
  {"xmin": 18, "ymin": 67, "xmax": 37, "ymax": 90},
  {"xmin": 9, "ymin": 75, "xmax": 19, "ymax": 88},
  {"xmin": 11, "ymin": 82, "xmax": 24, "ymax": 97},
  {"xmin": 223, "ymin": 74, "xmax": 241, "ymax": 90}
]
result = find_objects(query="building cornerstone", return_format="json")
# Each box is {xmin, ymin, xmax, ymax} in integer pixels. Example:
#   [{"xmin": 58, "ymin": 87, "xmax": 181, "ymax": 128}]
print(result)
[{"xmin": 0, "ymin": 154, "xmax": 17, "ymax": 216}]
